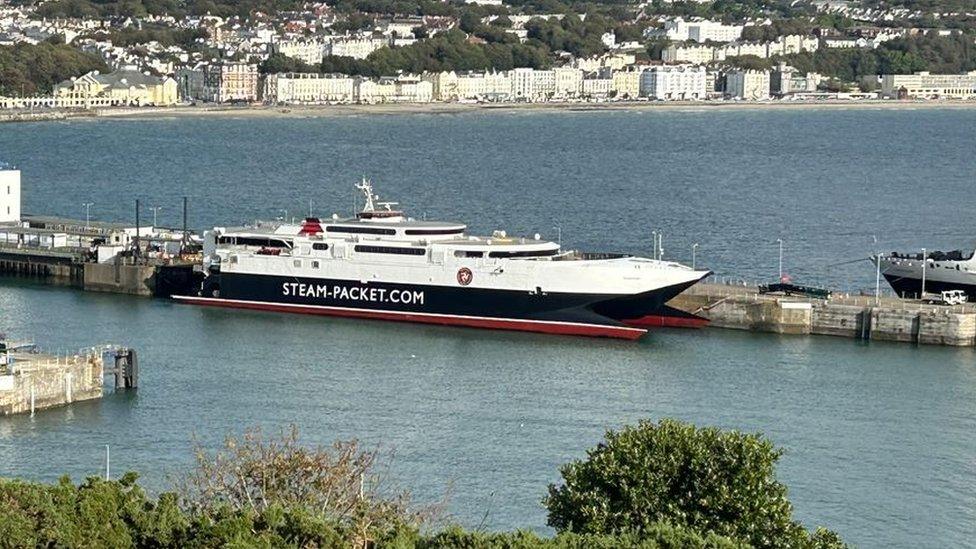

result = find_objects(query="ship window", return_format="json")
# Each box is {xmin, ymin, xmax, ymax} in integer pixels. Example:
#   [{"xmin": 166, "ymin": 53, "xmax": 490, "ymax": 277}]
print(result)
[
  {"xmin": 405, "ymin": 228, "xmax": 465, "ymax": 236},
  {"xmin": 293, "ymin": 260, "xmax": 302, "ymax": 268},
  {"xmin": 489, "ymin": 249, "xmax": 558, "ymax": 259},
  {"xmin": 312, "ymin": 243, "xmax": 329, "ymax": 251},
  {"xmin": 228, "ymin": 236, "xmax": 292, "ymax": 248},
  {"xmin": 454, "ymin": 250, "xmax": 484, "ymax": 258},
  {"xmin": 326, "ymin": 225, "xmax": 396, "ymax": 236},
  {"xmin": 355, "ymin": 245, "xmax": 426, "ymax": 256},
  {"xmin": 312, "ymin": 261, "xmax": 320, "ymax": 269}
]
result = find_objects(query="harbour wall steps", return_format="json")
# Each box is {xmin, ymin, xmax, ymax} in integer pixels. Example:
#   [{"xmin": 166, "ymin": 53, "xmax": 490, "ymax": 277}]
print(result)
[{"xmin": 670, "ymin": 283, "xmax": 976, "ymax": 347}]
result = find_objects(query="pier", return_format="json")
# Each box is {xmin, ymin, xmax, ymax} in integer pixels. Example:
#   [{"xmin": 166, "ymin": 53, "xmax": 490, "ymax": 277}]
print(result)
[
  {"xmin": 669, "ymin": 282, "xmax": 976, "ymax": 347},
  {"xmin": 0, "ymin": 342, "xmax": 138, "ymax": 416},
  {"xmin": 0, "ymin": 213, "xmax": 201, "ymax": 297}
]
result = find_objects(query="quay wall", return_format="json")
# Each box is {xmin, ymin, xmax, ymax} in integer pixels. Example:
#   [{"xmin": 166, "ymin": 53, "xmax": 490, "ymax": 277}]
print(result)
[
  {"xmin": 670, "ymin": 284, "xmax": 976, "ymax": 347},
  {"xmin": 0, "ymin": 248, "xmax": 84, "ymax": 286},
  {"xmin": 0, "ymin": 354, "xmax": 103, "ymax": 416},
  {"xmin": 83, "ymin": 262, "xmax": 156, "ymax": 296}
]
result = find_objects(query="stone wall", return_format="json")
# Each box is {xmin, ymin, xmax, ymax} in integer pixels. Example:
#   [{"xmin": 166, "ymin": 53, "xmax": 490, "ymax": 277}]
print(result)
[{"xmin": 0, "ymin": 353, "xmax": 103, "ymax": 416}]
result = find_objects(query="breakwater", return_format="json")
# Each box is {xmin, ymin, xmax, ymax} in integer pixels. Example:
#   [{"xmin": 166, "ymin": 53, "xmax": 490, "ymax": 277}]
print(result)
[{"xmin": 670, "ymin": 283, "xmax": 976, "ymax": 347}]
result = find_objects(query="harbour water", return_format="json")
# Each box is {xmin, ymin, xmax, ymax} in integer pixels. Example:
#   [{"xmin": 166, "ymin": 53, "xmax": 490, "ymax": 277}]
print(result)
[{"xmin": 1, "ymin": 108, "xmax": 975, "ymax": 547}]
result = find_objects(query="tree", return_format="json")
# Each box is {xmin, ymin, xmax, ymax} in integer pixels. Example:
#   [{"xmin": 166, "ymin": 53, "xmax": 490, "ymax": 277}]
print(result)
[{"xmin": 544, "ymin": 419, "xmax": 846, "ymax": 549}]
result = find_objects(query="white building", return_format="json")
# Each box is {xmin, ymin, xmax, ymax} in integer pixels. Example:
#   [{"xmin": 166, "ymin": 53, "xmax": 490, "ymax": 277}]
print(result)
[
  {"xmin": 880, "ymin": 71, "xmax": 976, "ymax": 99},
  {"xmin": 511, "ymin": 67, "xmax": 535, "ymax": 101},
  {"xmin": 552, "ymin": 67, "xmax": 583, "ymax": 99},
  {"xmin": 274, "ymin": 39, "xmax": 325, "ymax": 65},
  {"xmin": 532, "ymin": 69, "xmax": 556, "ymax": 99},
  {"xmin": 657, "ymin": 18, "xmax": 743, "ymax": 43},
  {"xmin": 639, "ymin": 65, "xmax": 706, "ymax": 100},
  {"xmin": 325, "ymin": 37, "xmax": 389, "ymax": 60},
  {"xmin": 611, "ymin": 67, "xmax": 644, "ymax": 99},
  {"xmin": 263, "ymin": 73, "xmax": 356, "ymax": 104},
  {"xmin": 356, "ymin": 75, "xmax": 432, "ymax": 103},
  {"xmin": 662, "ymin": 44, "xmax": 719, "ymax": 64},
  {"xmin": 582, "ymin": 76, "xmax": 612, "ymax": 98},
  {"xmin": 0, "ymin": 165, "xmax": 20, "ymax": 223},
  {"xmin": 726, "ymin": 70, "xmax": 770, "ymax": 100}
]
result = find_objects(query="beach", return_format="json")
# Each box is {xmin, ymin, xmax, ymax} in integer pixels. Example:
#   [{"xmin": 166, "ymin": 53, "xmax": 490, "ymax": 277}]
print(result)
[{"xmin": 2, "ymin": 98, "xmax": 975, "ymax": 124}]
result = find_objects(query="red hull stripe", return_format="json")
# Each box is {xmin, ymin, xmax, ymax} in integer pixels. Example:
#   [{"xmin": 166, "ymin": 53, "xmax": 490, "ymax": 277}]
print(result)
[
  {"xmin": 623, "ymin": 314, "xmax": 710, "ymax": 329},
  {"xmin": 172, "ymin": 296, "xmax": 647, "ymax": 340}
]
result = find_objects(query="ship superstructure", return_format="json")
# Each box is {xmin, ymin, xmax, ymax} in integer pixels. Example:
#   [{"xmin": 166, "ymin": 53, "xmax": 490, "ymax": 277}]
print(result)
[
  {"xmin": 877, "ymin": 248, "xmax": 976, "ymax": 299},
  {"xmin": 174, "ymin": 180, "xmax": 710, "ymax": 339}
]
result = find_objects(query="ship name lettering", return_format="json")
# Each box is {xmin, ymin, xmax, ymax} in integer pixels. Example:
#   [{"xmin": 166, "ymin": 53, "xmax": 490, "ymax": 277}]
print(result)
[{"xmin": 283, "ymin": 281, "xmax": 423, "ymax": 305}]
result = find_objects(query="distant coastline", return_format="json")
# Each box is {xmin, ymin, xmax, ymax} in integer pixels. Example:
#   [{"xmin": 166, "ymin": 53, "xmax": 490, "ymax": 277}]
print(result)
[{"xmin": 2, "ymin": 99, "xmax": 975, "ymax": 124}]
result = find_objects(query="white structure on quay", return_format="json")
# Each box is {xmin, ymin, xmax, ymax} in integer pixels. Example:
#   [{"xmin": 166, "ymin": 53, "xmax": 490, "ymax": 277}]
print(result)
[
  {"xmin": 264, "ymin": 73, "xmax": 355, "ymax": 104},
  {"xmin": 639, "ymin": 65, "xmax": 706, "ymax": 100},
  {"xmin": 0, "ymin": 164, "xmax": 21, "ymax": 223},
  {"xmin": 880, "ymin": 71, "xmax": 976, "ymax": 99},
  {"xmin": 726, "ymin": 70, "xmax": 771, "ymax": 100}
]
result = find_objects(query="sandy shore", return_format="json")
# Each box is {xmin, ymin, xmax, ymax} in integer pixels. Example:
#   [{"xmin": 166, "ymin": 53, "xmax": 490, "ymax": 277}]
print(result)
[{"xmin": 3, "ymin": 99, "xmax": 974, "ymax": 123}]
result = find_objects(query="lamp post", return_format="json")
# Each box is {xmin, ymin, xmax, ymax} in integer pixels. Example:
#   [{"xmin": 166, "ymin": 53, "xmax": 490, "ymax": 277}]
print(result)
[
  {"xmin": 552, "ymin": 226, "xmax": 561, "ymax": 249},
  {"xmin": 83, "ymin": 202, "xmax": 94, "ymax": 230},
  {"xmin": 776, "ymin": 238, "xmax": 783, "ymax": 280},
  {"xmin": 692, "ymin": 243, "xmax": 699, "ymax": 270},
  {"xmin": 149, "ymin": 206, "xmax": 162, "ymax": 228},
  {"xmin": 921, "ymin": 247, "xmax": 927, "ymax": 299},
  {"xmin": 875, "ymin": 253, "xmax": 882, "ymax": 305},
  {"xmin": 279, "ymin": 209, "xmax": 288, "ymax": 223}
]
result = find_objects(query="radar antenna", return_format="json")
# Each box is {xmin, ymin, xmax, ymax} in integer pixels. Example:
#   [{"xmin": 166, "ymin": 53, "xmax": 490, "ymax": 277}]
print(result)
[{"xmin": 355, "ymin": 177, "xmax": 377, "ymax": 212}]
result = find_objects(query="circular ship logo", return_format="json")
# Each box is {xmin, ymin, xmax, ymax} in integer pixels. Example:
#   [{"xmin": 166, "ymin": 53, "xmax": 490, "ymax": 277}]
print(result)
[{"xmin": 457, "ymin": 267, "xmax": 473, "ymax": 286}]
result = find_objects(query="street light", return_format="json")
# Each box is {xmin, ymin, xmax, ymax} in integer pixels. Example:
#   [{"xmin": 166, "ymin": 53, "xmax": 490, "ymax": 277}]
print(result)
[
  {"xmin": 921, "ymin": 247, "xmax": 927, "ymax": 298},
  {"xmin": 83, "ymin": 202, "xmax": 94, "ymax": 230},
  {"xmin": 149, "ymin": 206, "xmax": 162, "ymax": 228},
  {"xmin": 692, "ymin": 243, "xmax": 699, "ymax": 270},
  {"xmin": 776, "ymin": 238, "xmax": 783, "ymax": 280},
  {"xmin": 552, "ymin": 226, "xmax": 561, "ymax": 249},
  {"xmin": 651, "ymin": 230, "xmax": 657, "ymax": 260},
  {"xmin": 875, "ymin": 253, "xmax": 882, "ymax": 305}
]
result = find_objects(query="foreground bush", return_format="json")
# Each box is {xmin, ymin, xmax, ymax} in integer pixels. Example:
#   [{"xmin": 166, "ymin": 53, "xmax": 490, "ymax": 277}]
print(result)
[
  {"xmin": 0, "ymin": 421, "xmax": 846, "ymax": 548},
  {"xmin": 544, "ymin": 419, "xmax": 845, "ymax": 548}
]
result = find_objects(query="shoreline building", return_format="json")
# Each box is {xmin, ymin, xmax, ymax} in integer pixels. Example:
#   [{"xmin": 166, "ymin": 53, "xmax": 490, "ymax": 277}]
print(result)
[
  {"xmin": 263, "ymin": 73, "xmax": 356, "ymax": 104},
  {"xmin": 639, "ymin": 65, "xmax": 706, "ymax": 100},
  {"xmin": 726, "ymin": 69, "xmax": 771, "ymax": 100},
  {"xmin": 880, "ymin": 71, "xmax": 976, "ymax": 99},
  {"xmin": 0, "ymin": 163, "xmax": 20, "ymax": 223},
  {"xmin": 204, "ymin": 62, "xmax": 259, "ymax": 103},
  {"xmin": 356, "ymin": 75, "xmax": 432, "ymax": 103},
  {"xmin": 53, "ymin": 69, "xmax": 178, "ymax": 106}
]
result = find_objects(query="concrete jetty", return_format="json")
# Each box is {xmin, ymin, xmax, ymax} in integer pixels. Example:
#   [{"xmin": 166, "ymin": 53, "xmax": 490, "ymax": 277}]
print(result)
[
  {"xmin": 669, "ymin": 283, "xmax": 976, "ymax": 347},
  {"xmin": 0, "ymin": 342, "xmax": 137, "ymax": 416}
]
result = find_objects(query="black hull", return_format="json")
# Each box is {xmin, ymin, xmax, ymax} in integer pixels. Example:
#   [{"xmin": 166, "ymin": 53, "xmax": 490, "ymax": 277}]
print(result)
[
  {"xmin": 175, "ymin": 271, "xmax": 705, "ymax": 339},
  {"xmin": 883, "ymin": 274, "xmax": 976, "ymax": 300}
]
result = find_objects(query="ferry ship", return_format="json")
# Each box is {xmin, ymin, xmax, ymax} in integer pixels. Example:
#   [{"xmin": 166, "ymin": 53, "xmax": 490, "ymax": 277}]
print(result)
[
  {"xmin": 173, "ymin": 180, "xmax": 711, "ymax": 340},
  {"xmin": 876, "ymin": 248, "xmax": 976, "ymax": 299}
]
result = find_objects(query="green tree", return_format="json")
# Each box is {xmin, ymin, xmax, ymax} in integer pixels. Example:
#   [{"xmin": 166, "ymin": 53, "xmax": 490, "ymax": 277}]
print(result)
[{"xmin": 544, "ymin": 419, "xmax": 846, "ymax": 549}]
